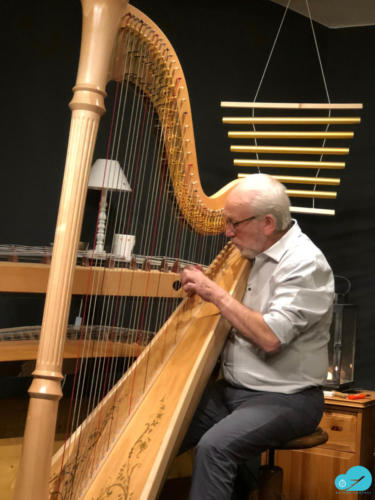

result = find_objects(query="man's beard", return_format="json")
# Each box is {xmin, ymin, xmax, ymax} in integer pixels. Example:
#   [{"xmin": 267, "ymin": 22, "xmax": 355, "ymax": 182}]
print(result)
[
  {"xmin": 240, "ymin": 247, "xmax": 258, "ymax": 260},
  {"xmin": 230, "ymin": 239, "xmax": 259, "ymax": 260}
]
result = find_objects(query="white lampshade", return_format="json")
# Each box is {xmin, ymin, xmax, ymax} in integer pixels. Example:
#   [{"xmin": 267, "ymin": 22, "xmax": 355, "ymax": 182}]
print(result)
[{"xmin": 88, "ymin": 159, "xmax": 131, "ymax": 192}]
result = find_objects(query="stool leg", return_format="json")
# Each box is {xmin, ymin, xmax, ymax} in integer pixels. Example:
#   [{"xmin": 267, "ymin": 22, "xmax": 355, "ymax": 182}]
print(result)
[{"xmin": 257, "ymin": 450, "xmax": 283, "ymax": 500}]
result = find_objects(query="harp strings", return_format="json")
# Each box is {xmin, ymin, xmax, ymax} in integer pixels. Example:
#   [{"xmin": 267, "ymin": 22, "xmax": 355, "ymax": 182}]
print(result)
[{"xmin": 55, "ymin": 15, "xmax": 226, "ymax": 497}]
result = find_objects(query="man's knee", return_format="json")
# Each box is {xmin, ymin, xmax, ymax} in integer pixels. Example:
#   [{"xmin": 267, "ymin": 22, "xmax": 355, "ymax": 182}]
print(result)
[
  {"xmin": 196, "ymin": 432, "xmax": 230, "ymax": 462},
  {"xmin": 196, "ymin": 425, "xmax": 262, "ymax": 465}
]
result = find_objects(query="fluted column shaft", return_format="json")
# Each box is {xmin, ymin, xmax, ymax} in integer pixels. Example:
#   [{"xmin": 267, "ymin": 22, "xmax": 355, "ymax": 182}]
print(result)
[{"xmin": 13, "ymin": 2, "xmax": 127, "ymax": 499}]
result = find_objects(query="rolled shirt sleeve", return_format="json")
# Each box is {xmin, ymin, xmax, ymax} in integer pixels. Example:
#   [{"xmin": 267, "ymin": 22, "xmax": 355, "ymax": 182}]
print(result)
[{"xmin": 264, "ymin": 252, "xmax": 334, "ymax": 345}]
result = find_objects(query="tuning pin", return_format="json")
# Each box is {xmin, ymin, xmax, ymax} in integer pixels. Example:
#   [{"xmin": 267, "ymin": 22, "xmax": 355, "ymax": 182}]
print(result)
[
  {"xmin": 41, "ymin": 248, "xmax": 51, "ymax": 264},
  {"xmin": 129, "ymin": 255, "xmax": 138, "ymax": 270},
  {"xmin": 106, "ymin": 256, "xmax": 115, "ymax": 268},
  {"xmin": 142, "ymin": 258, "xmax": 151, "ymax": 271},
  {"xmin": 160, "ymin": 258, "xmax": 169, "ymax": 272},
  {"xmin": 81, "ymin": 256, "xmax": 90, "ymax": 267},
  {"xmin": 171, "ymin": 259, "xmax": 180, "ymax": 273}
]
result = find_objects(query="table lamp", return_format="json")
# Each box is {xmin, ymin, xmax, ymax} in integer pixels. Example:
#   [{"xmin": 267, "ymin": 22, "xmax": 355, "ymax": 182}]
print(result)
[{"xmin": 88, "ymin": 158, "xmax": 131, "ymax": 255}]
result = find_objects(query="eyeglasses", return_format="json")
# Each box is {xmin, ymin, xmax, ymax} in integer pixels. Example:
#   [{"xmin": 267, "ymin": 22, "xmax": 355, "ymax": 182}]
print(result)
[{"xmin": 224, "ymin": 215, "xmax": 257, "ymax": 231}]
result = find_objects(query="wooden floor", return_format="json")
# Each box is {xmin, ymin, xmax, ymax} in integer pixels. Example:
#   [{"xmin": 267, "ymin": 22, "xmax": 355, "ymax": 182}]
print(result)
[
  {"xmin": 0, "ymin": 397, "xmax": 32, "ymax": 499},
  {"xmin": 0, "ymin": 396, "xmax": 67, "ymax": 500},
  {"xmin": 0, "ymin": 395, "xmax": 195, "ymax": 500},
  {"xmin": 0, "ymin": 394, "xmax": 251, "ymax": 500}
]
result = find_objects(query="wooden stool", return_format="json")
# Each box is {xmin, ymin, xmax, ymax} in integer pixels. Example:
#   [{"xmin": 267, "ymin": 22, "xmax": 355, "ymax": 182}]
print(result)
[{"xmin": 256, "ymin": 427, "xmax": 328, "ymax": 500}]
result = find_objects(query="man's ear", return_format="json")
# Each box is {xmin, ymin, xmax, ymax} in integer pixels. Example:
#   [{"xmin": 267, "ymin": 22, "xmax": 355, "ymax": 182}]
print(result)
[{"xmin": 263, "ymin": 214, "xmax": 277, "ymax": 236}]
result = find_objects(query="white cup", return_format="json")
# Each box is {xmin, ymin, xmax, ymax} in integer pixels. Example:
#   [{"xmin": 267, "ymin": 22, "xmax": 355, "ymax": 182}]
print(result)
[{"xmin": 112, "ymin": 234, "xmax": 136, "ymax": 261}]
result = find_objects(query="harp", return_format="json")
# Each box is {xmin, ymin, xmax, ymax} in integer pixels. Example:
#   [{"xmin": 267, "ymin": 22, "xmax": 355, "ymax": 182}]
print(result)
[{"xmin": 13, "ymin": 1, "xmax": 250, "ymax": 499}]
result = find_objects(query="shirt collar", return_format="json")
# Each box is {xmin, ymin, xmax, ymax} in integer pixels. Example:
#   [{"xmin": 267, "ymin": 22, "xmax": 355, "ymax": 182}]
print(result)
[{"xmin": 259, "ymin": 219, "xmax": 301, "ymax": 263}]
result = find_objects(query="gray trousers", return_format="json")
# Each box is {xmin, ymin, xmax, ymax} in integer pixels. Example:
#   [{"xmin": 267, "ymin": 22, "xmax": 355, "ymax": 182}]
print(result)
[{"xmin": 180, "ymin": 379, "xmax": 324, "ymax": 500}]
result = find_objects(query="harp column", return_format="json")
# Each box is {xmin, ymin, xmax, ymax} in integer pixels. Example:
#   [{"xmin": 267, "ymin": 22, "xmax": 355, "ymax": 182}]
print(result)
[{"xmin": 13, "ymin": 1, "xmax": 128, "ymax": 499}]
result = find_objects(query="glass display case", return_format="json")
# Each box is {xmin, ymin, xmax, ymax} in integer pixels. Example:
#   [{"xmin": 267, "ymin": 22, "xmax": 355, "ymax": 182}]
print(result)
[{"xmin": 325, "ymin": 303, "xmax": 357, "ymax": 389}]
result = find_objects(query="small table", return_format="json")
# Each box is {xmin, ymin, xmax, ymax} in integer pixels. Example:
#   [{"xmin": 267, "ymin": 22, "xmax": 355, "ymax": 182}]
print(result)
[{"xmin": 274, "ymin": 390, "xmax": 375, "ymax": 499}]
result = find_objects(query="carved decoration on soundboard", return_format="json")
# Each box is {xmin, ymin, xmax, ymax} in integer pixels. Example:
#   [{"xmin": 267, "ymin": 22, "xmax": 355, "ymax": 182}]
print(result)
[{"xmin": 96, "ymin": 397, "xmax": 166, "ymax": 500}]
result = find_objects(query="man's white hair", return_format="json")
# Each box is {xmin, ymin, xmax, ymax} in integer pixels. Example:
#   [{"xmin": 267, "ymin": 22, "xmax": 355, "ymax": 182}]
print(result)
[{"xmin": 238, "ymin": 174, "xmax": 291, "ymax": 231}]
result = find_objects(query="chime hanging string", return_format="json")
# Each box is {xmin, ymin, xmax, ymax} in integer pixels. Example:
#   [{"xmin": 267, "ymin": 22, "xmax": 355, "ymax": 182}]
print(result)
[
  {"xmin": 305, "ymin": 0, "xmax": 331, "ymax": 106},
  {"xmin": 251, "ymin": 0, "xmax": 292, "ymax": 169},
  {"xmin": 304, "ymin": 0, "xmax": 332, "ymax": 207},
  {"xmin": 250, "ymin": 0, "xmax": 333, "ymax": 210}
]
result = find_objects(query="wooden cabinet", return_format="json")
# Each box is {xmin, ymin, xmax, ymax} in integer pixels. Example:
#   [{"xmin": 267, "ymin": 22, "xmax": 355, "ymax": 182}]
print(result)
[{"xmin": 274, "ymin": 391, "xmax": 375, "ymax": 500}]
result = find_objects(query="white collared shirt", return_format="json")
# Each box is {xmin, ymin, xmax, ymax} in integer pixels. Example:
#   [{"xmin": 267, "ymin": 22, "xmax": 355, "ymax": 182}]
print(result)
[{"xmin": 222, "ymin": 220, "xmax": 334, "ymax": 394}]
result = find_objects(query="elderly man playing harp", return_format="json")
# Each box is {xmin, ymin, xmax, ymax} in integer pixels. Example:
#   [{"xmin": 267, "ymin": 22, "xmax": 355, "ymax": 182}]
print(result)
[{"xmin": 180, "ymin": 173, "xmax": 334, "ymax": 500}]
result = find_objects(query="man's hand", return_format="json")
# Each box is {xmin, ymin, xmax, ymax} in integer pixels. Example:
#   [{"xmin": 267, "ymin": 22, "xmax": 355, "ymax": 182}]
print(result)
[
  {"xmin": 180, "ymin": 265, "xmax": 224, "ymax": 302},
  {"xmin": 180, "ymin": 266, "xmax": 280, "ymax": 353}
]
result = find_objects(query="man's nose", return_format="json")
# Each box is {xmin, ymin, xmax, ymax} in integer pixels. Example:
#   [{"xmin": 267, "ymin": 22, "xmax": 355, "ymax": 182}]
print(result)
[{"xmin": 225, "ymin": 226, "xmax": 235, "ymax": 238}]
